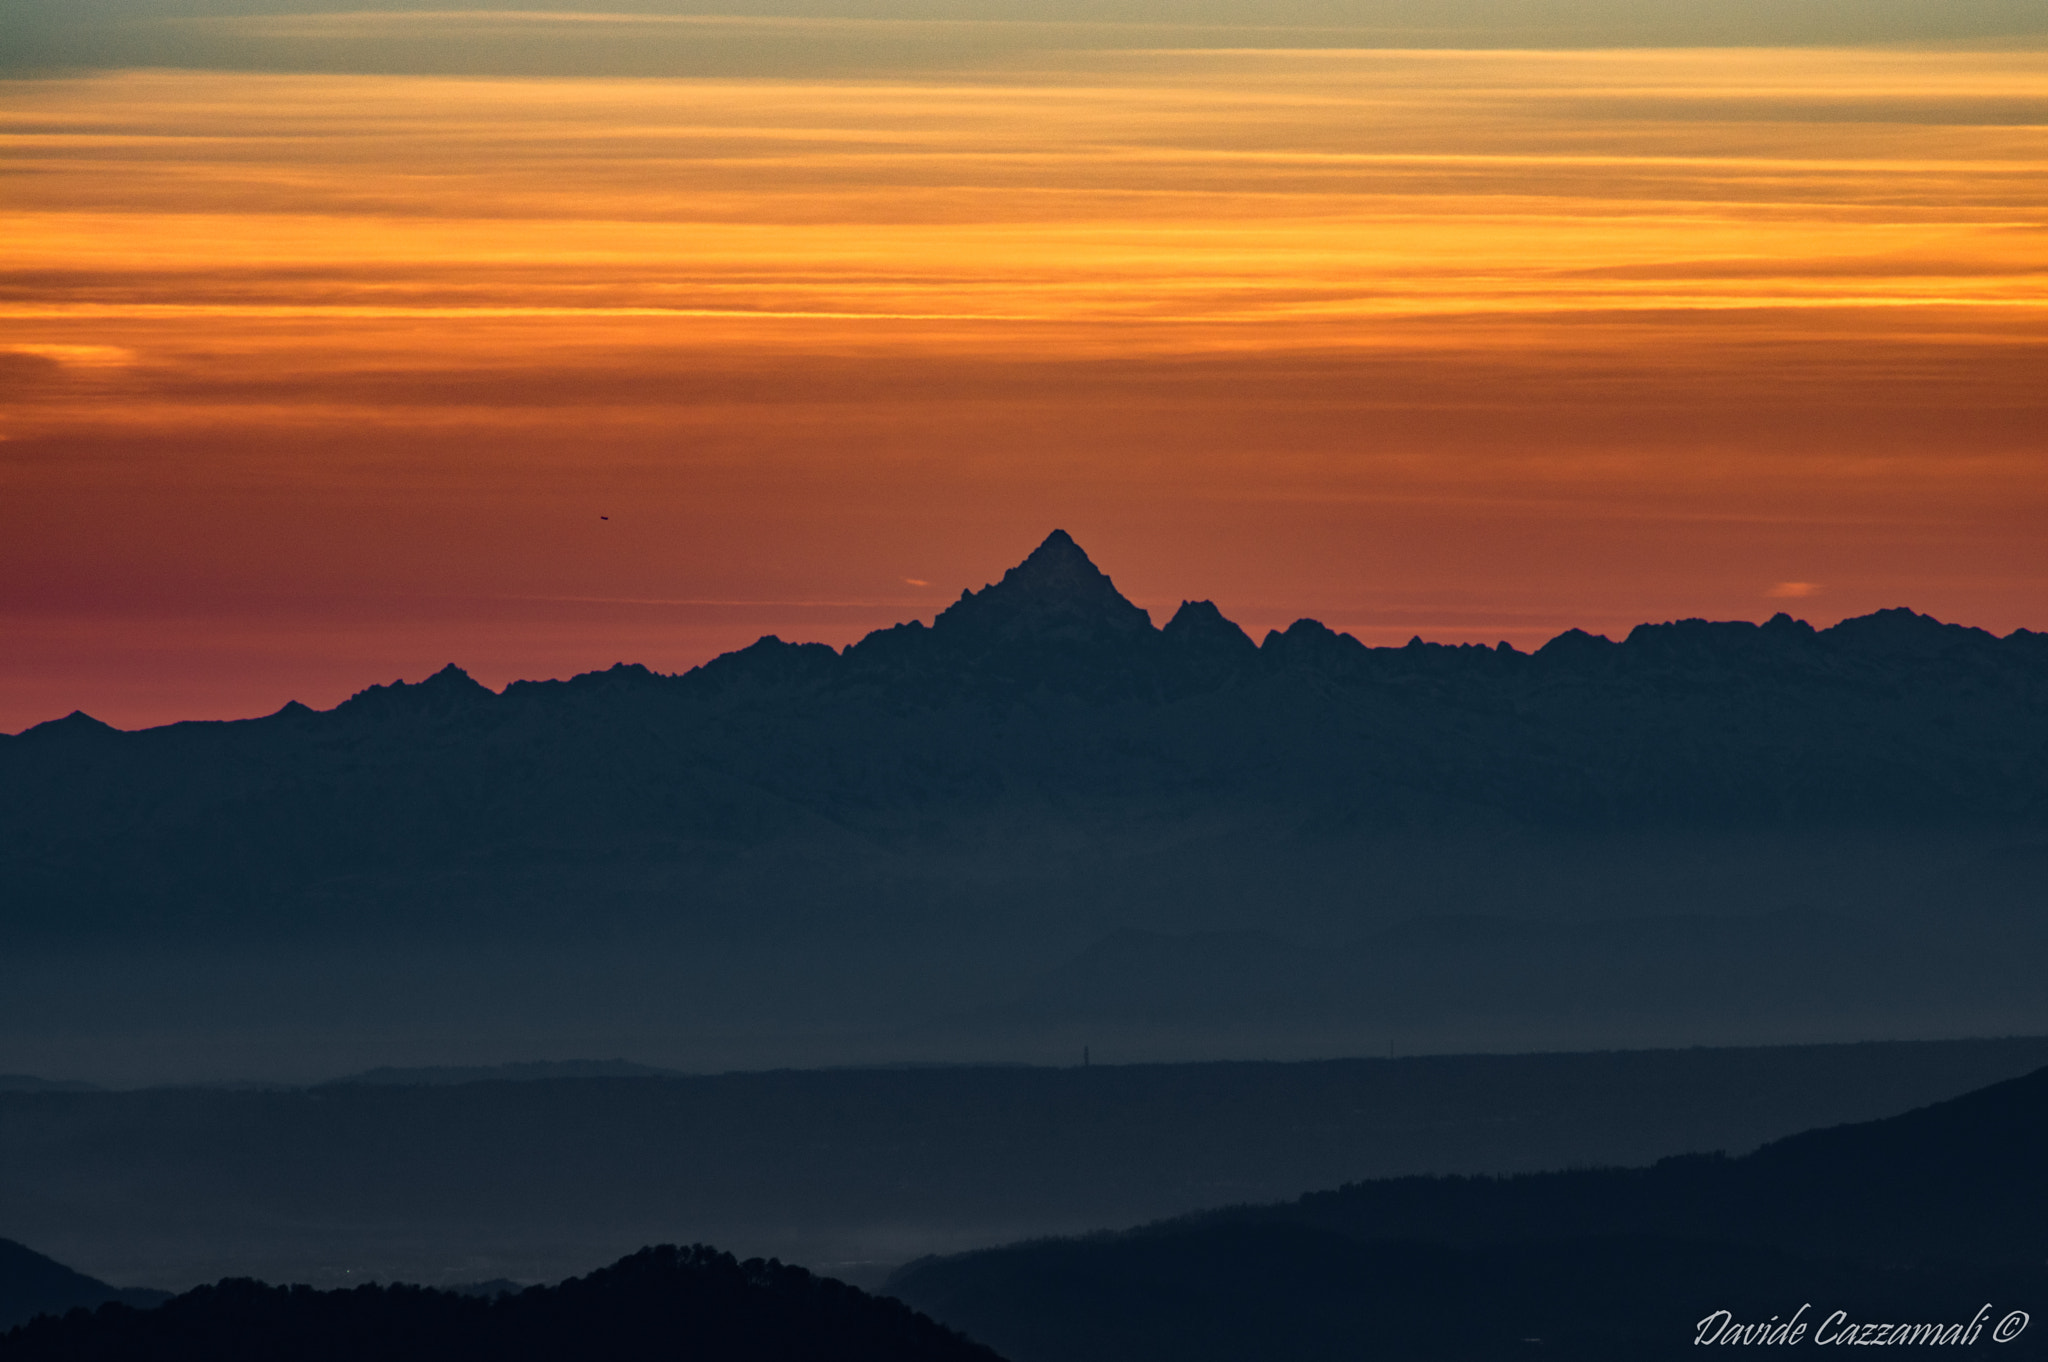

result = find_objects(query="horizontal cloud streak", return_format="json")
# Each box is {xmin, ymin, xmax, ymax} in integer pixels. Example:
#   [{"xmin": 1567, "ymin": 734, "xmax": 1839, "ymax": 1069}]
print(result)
[{"xmin": 9, "ymin": 0, "xmax": 2048, "ymax": 80}]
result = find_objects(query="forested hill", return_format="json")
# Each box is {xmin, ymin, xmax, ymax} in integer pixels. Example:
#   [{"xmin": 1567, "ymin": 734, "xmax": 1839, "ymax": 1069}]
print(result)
[
  {"xmin": 1244, "ymin": 1057, "xmax": 2048, "ymax": 1270},
  {"xmin": 0, "ymin": 1240, "xmax": 166, "ymax": 1333},
  {"xmin": 3, "ymin": 530, "xmax": 2045, "ymax": 944},
  {"xmin": 0, "ymin": 1245, "xmax": 1002, "ymax": 1362},
  {"xmin": 886, "ymin": 1064, "xmax": 2048, "ymax": 1362}
]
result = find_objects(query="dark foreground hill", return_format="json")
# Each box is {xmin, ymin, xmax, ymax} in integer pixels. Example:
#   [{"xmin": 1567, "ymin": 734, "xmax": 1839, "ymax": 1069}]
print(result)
[
  {"xmin": 888, "ymin": 1065, "xmax": 2048, "ymax": 1361},
  {"xmin": 0, "ymin": 1245, "xmax": 1002, "ymax": 1362},
  {"xmin": 4, "ymin": 530, "xmax": 2047, "ymax": 1077},
  {"xmin": 0, "ymin": 1242, "xmax": 165, "ymax": 1334},
  {"xmin": 894, "ymin": 1229, "xmax": 2044, "ymax": 1362}
]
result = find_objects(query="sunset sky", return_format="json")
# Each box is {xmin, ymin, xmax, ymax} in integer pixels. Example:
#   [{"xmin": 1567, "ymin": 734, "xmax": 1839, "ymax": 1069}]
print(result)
[{"xmin": 4, "ymin": 2, "xmax": 2045, "ymax": 730}]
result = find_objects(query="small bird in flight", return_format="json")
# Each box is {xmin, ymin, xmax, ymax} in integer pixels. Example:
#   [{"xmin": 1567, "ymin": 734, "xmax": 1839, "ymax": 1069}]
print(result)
[{"xmin": 600, "ymin": 515, "xmax": 609, "ymax": 520}]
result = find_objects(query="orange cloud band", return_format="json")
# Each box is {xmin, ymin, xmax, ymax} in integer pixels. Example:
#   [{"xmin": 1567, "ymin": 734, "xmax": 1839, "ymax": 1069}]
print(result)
[{"xmin": 2, "ymin": 50, "xmax": 2044, "ymax": 730}]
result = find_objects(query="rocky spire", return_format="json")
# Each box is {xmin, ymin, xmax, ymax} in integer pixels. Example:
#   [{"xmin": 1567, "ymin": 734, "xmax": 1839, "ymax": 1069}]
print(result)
[{"xmin": 931, "ymin": 530, "xmax": 1155, "ymax": 646}]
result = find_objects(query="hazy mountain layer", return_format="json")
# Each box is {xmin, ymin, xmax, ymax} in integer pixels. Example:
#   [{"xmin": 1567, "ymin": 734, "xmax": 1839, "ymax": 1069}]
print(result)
[{"xmin": 7, "ymin": 1038, "xmax": 2048, "ymax": 1292}]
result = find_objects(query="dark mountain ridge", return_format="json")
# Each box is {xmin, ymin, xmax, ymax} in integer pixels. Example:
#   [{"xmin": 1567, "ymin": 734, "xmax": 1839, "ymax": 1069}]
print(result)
[
  {"xmin": 3, "ymin": 532, "xmax": 2044, "ymax": 1074},
  {"xmin": 887, "ymin": 1064, "xmax": 2048, "ymax": 1360},
  {"xmin": 6, "ymin": 532, "xmax": 2043, "ymax": 907},
  {"xmin": 1247, "ymin": 1059, "xmax": 2048, "ymax": 1269}
]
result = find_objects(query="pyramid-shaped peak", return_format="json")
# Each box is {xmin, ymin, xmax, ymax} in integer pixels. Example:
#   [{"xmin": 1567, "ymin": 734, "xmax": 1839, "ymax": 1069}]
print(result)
[
  {"xmin": 1025, "ymin": 528, "xmax": 1086, "ymax": 562},
  {"xmin": 17, "ymin": 709, "xmax": 120, "ymax": 742},
  {"xmin": 422, "ymin": 663, "xmax": 485, "ymax": 688},
  {"xmin": 1009, "ymin": 529, "xmax": 1115, "ymax": 591},
  {"xmin": 934, "ymin": 530, "xmax": 1153, "ymax": 643}
]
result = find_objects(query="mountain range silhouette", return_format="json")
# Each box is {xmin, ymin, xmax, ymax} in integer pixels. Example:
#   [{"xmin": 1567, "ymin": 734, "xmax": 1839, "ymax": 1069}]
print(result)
[{"xmin": 2, "ymin": 531, "xmax": 2045, "ymax": 1071}]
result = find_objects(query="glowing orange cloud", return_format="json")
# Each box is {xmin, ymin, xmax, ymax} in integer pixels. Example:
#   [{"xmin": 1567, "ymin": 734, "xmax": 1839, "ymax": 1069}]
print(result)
[{"xmin": 2, "ymin": 48, "xmax": 2044, "ymax": 730}]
